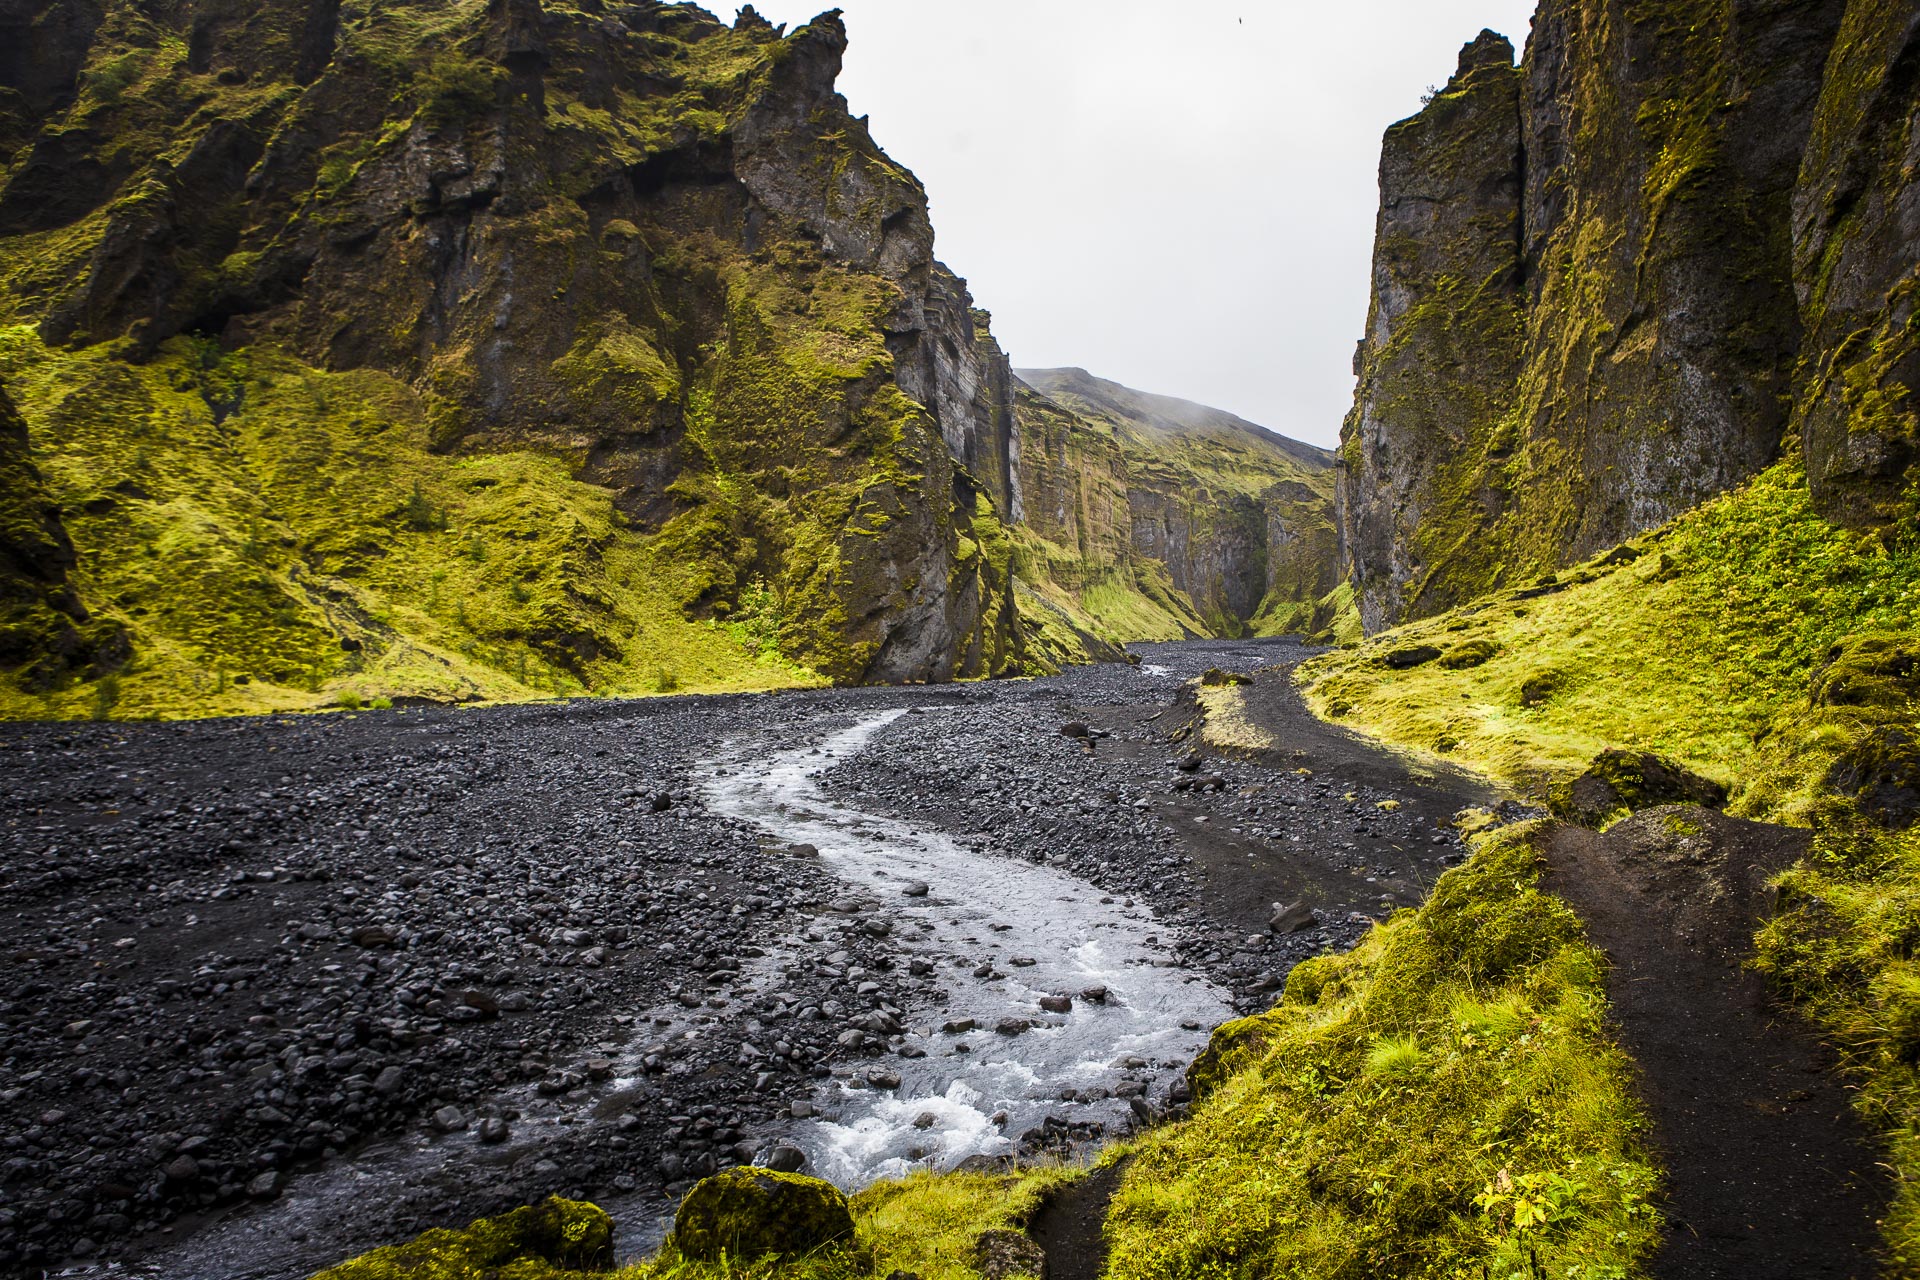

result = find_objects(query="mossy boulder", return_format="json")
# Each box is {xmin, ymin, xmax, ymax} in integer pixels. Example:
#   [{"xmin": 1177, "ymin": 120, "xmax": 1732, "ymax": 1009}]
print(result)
[
  {"xmin": 312, "ymin": 1197, "xmax": 613, "ymax": 1279},
  {"xmin": 671, "ymin": 1167, "xmax": 855, "ymax": 1263},
  {"xmin": 1550, "ymin": 749, "xmax": 1728, "ymax": 828},
  {"xmin": 1381, "ymin": 644, "xmax": 1442, "ymax": 670},
  {"xmin": 1438, "ymin": 638, "xmax": 1497, "ymax": 669},
  {"xmin": 1198, "ymin": 667, "xmax": 1253, "ymax": 686},
  {"xmin": 1826, "ymin": 725, "xmax": 1920, "ymax": 828},
  {"xmin": 1811, "ymin": 633, "xmax": 1920, "ymax": 709}
]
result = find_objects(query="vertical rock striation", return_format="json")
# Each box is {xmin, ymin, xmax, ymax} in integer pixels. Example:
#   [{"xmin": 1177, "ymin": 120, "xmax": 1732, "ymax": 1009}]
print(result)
[
  {"xmin": 1339, "ymin": 31, "xmax": 1524, "ymax": 632},
  {"xmin": 1342, "ymin": 0, "xmax": 1900, "ymax": 632},
  {"xmin": 1791, "ymin": 2, "xmax": 1920, "ymax": 526}
]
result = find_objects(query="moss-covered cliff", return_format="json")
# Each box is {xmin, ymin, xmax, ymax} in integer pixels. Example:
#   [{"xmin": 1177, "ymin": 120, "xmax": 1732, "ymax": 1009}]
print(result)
[
  {"xmin": 0, "ymin": 0, "xmax": 1358, "ymax": 715},
  {"xmin": 0, "ymin": 0, "xmax": 1040, "ymax": 713},
  {"xmin": 1341, "ymin": 0, "xmax": 1920, "ymax": 632},
  {"xmin": 1014, "ymin": 367, "xmax": 1348, "ymax": 647}
]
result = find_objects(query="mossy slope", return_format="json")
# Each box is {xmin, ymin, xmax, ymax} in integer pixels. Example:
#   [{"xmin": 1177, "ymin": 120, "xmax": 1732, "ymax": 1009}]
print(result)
[
  {"xmin": 1108, "ymin": 822, "xmax": 1658, "ymax": 1279},
  {"xmin": 0, "ymin": 0, "xmax": 1038, "ymax": 711},
  {"xmin": 1304, "ymin": 454, "xmax": 1920, "ymax": 1259},
  {"xmin": 0, "ymin": 326, "xmax": 829, "ymax": 719}
]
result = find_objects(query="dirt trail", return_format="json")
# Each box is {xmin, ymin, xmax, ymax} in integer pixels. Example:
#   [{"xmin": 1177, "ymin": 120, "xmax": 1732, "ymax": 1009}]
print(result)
[
  {"xmin": 1544, "ymin": 808, "xmax": 1886, "ymax": 1278},
  {"xmin": 1027, "ymin": 1161, "xmax": 1128, "ymax": 1280}
]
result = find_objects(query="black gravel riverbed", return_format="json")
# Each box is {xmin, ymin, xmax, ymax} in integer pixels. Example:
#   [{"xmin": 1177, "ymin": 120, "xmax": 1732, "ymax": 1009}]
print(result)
[{"xmin": 0, "ymin": 638, "xmax": 1495, "ymax": 1278}]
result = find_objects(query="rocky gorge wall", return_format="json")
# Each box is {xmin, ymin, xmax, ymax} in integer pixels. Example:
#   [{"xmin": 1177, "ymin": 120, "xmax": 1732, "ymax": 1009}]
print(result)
[
  {"xmin": 0, "ymin": 0, "xmax": 1352, "ymax": 715},
  {"xmin": 1342, "ymin": 0, "xmax": 1919, "ymax": 632},
  {"xmin": 1011, "ymin": 367, "xmax": 1346, "ymax": 646},
  {"xmin": 0, "ymin": 0, "xmax": 1038, "ymax": 707}
]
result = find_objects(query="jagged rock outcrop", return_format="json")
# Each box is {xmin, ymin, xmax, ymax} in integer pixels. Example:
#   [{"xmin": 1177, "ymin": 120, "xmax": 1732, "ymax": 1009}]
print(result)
[
  {"xmin": 1015, "ymin": 367, "xmax": 1342, "ymax": 640},
  {"xmin": 0, "ymin": 381, "xmax": 124, "ymax": 690},
  {"xmin": 1343, "ymin": 0, "xmax": 1884, "ymax": 633},
  {"xmin": 0, "ymin": 0, "xmax": 1025, "ymax": 686},
  {"xmin": 1338, "ymin": 31, "xmax": 1524, "ymax": 630},
  {"xmin": 1791, "ymin": 3, "xmax": 1920, "ymax": 527}
]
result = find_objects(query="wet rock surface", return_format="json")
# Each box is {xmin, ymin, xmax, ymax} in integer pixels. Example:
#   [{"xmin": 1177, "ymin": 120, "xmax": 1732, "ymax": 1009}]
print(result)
[{"xmin": 0, "ymin": 638, "xmax": 1490, "ymax": 1278}]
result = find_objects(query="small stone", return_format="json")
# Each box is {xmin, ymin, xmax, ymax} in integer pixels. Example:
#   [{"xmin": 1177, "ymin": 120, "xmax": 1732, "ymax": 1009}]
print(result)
[
  {"xmin": 994, "ymin": 1018, "xmax": 1030, "ymax": 1036},
  {"xmin": 1269, "ymin": 901, "xmax": 1317, "ymax": 934},
  {"xmin": 247, "ymin": 1171, "xmax": 283, "ymax": 1200},
  {"xmin": 1080, "ymin": 985, "xmax": 1109, "ymax": 1003},
  {"xmin": 764, "ymin": 1144, "xmax": 806, "ymax": 1173},
  {"xmin": 1038, "ymin": 995, "xmax": 1072, "ymax": 1014},
  {"xmin": 901, "ymin": 881, "xmax": 929, "ymax": 897},
  {"xmin": 477, "ymin": 1116, "xmax": 511, "ymax": 1144},
  {"xmin": 431, "ymin": 1105, "xmax": 468, "ymax": 1133}
]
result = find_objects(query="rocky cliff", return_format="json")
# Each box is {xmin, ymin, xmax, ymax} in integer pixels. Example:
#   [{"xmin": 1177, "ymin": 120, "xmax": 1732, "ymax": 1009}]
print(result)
[
  {"xmin": 1342, "ymin": 0, "xmax": 1916, "ymax": 632},
  {"xmin": 1014, "ymin": 367, "xmax": 1346, "ymax": 646},
  {"xmin": 0, "ymin": 0, "xmax": 1037, "ymax": 712}
]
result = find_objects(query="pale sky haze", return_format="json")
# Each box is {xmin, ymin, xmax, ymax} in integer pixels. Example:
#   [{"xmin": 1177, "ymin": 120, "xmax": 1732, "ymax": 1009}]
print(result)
[{"xmin": 731, "ymin": 2, "xmax": 1539, "ymax": 447}]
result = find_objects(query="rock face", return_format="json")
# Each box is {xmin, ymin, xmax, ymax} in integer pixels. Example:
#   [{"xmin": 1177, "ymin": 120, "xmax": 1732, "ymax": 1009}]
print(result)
[
  {"xmin": 1014, "ymin": 367, "xmax": 1343, "ymax": 642},
  {"xmin": 0, "ymin": 382, "xmax": 123, "ymax": 690},
  {"xmin": 1338, "ymin": 32, "xmax": 1524, "ymax": 631},
  {"xmin": 0, "ymin": 0, "xmax": 1023, "ymax": 687},
  {"xmin": 1341, "ymin": 0, "xmax": 1918, "ymax": 632},
  {"xmin": 1790, "ymin": 3, "xmax": 1920, "ymax": 527}
]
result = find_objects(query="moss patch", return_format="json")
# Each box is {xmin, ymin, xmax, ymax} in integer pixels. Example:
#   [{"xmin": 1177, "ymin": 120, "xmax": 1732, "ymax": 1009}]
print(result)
[
  {"xmin": 0, "ymin": 328, "xmax": 827, "ymax": 719},
  {"xmin": 1106, "ymin": 822, "xmax": 1660, "ymax": 1279},
  {"xmin": 312, "ymin": 1197, "xmax": 613, "ymax": 1280}
]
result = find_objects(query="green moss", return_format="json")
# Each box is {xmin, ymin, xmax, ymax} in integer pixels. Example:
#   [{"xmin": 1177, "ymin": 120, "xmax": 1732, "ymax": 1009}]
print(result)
[
  {"xmin": 0, "ymin": 328, "xmax": 827, "ymax": 719},
  {"xmin": 1106, "ymin": 822, "xmax": 1660, "ymax": 1279},
  {"xmin": 670, "ymin": 1169, "xmax": 854, "ymax": 1264},
  {"xmin": 1302, "ymin": 459, "xmax": 1920, "ymax": 812},
  {"xmin": 312, "ymin": 1197, "xmax": 613, "ymax": 1280}
]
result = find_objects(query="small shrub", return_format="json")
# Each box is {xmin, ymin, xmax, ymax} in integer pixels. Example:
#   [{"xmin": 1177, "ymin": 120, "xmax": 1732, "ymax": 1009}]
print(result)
[
  {"xmin": 1363, "ymin": 1034, "xmax": 1425, "ymax": 1077},
  {"xmin": 403, "ymin": 482, "xmax": 446, "ymax": 532},
  {"xmin": 336, "ymin": 691, "xmax": 363, "ymax": 710}
]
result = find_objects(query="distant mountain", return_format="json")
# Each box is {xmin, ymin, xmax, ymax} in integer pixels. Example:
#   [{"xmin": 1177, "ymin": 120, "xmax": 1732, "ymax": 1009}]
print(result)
[
  {"xmin": 1017, "ymin": 367, "xmax": 1334, "ymax": 471},
  {"xmin": 1005, "ymin": 369, "xmax": 1354, "ymax": 653}
]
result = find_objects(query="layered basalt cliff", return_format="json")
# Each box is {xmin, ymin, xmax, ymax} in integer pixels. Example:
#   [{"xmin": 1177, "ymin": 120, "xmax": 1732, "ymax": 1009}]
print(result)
[
  {"xmin": 1343, "ymin": 0, "xmax": 1917, "ymax": 632},
  {"xmin": 1015, "ymin": 367, "xmax": 1344, "ymax": 644},
  {"xmin": 0, "ymin": 0, "xmax": 1032, "ymax": 706}
]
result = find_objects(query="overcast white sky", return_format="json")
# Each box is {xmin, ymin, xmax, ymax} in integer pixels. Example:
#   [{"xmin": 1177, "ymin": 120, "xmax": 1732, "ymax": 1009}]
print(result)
[{"xmin": 729, "ymin": 1, "xmax": 1537, "ymax": 446}]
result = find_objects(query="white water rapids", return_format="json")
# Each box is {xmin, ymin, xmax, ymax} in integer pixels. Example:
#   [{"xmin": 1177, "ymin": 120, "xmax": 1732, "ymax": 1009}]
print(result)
[{"xmin": 702, "ymin": 709, "xmax": 1232, "ymax": 1186}]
